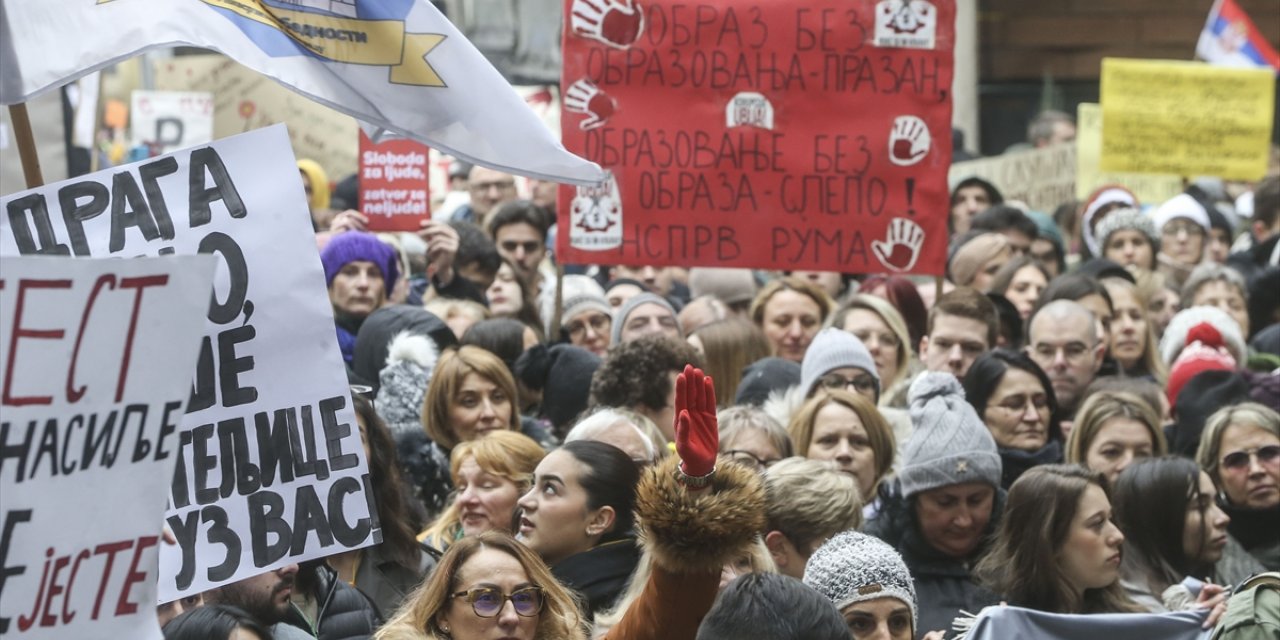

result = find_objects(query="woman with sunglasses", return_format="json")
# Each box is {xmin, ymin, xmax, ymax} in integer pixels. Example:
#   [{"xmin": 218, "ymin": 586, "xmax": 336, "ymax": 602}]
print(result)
[
  {"xmin": 962, "ymin": 350, "xmax": 1064, "ymax": 489},
  {"xmin": 1195, "ymin": 403, "xmax": 1280, "ymax": 570},
  {"xmin": 375, "ymin": 531, "xmax": 585, "ymax": 640}
]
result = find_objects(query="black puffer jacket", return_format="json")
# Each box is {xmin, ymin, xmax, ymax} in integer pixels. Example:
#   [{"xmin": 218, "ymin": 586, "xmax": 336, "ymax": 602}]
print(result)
[
  {"xmin": 863, "ymin": 481, "xmax": 1005, "ymax": 638},
  {"xmin": 281, "ymin": 563, "xmax": 381, "ymax": 640}
]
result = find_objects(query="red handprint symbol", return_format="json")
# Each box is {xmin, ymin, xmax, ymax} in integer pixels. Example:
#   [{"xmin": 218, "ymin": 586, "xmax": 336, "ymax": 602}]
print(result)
[
  {"xmin": 572, "ymin": 0, "xmax": 644, "ymax": 49},
  {"xmin": 564, "ymin": 78, "xmax": 616, "ymax": 130},
  {"xmin": 872, "ymin": 217, "xmax": 925, "ymax": 272}
]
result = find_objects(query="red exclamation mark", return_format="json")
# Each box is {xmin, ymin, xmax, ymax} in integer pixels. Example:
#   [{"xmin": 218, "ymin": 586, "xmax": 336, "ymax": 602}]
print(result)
[{"xmin": 905, "ymin": 178, "xmax": 916, "ymax": 216}]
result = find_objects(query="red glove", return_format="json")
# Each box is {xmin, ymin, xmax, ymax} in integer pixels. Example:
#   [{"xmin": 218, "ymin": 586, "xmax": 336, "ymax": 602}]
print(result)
[{"xmin": 674, "ymin": 364, "xmax": 718, "ymax": 477}]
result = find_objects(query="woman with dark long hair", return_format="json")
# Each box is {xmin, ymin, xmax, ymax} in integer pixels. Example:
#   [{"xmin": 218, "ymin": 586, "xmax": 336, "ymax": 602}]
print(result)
[{"xmin": 976, "ymin": 465, "xmax": 1143, "ymax": 614}]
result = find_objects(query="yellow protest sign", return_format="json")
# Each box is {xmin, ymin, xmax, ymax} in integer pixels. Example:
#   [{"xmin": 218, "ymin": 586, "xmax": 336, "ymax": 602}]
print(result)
[
  {"xmin": 1100, "ymin": 58, "xmax": 1274, "ymax": 180},
  {"xmin": 1076, "ymin": 103, "xmax": 1183, "ymax": 203}
]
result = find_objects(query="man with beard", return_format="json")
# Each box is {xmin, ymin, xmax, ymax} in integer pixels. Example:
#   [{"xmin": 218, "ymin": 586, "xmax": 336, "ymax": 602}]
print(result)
[{"xmin": 202, "ymin": 564, "xmax": 301, "ymax": 636}]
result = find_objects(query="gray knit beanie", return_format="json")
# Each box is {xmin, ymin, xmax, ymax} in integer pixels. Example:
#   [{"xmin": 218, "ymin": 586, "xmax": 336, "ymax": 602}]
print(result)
[
  {"xmin": 899, "ymin": 372, "xmax": 1001, "ymax": 497},
  {"xmin": 1093, "ymin": 207, "xmax": 1160, "ymax": 254},
  {"xmin": 610, "ymin": 292, "xmax": 681, "ymax": 344},
  {"xmin": 803, "ymin": 531, "xmax": 917, "ymax": 628},
  {"xmin": 541, "ymin": 275, "xmax": 607, "ymax": 337},
  {"xmin": 800, "ymin": 328, "xmax": 880, "ymax": 398},
  {"xmin": 376, "ymin": 331, "xmax": 439, "ymax": 436}
]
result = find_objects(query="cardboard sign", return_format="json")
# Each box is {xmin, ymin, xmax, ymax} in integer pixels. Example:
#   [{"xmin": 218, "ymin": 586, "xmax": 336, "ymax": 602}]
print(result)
[
  {"xmin": 0, "ymin": 254, "xmax": 215, "ymax": 639},
  {"xmin": 556, "ymin": 0, "xmax": 955, "ymax": 275},
  {"xmin": 358, "ymin": 131, "xmax": 431, "ymax": 231},
  {"xmin": 0, "ymin": 126, "xmax": 378, "ymax": 601},
  {"xmin": 129, "ymin": 90, "xmax": 215, "ymax": 155},
  {"xmin": 154, "ymin": 54, "xmax": 360, "ymax": 183},
  {"xmin": 1075, "ymin": 103, "xmax": 1183, "ymax": 204},
  {"xmin": 949, "ymin": 144, "xmax": 1076, "ymax": 215},
  {"xmin": 1100, "ymin": 58, "xmax": 1275, "ymax": 181}
]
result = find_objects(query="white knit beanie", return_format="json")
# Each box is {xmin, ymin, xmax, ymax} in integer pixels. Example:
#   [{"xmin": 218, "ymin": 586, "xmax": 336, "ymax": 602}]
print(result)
[
  {"xmin": 1158, "ymin": 305, "xmax": 1246, "ymax": 366},
  {"xmin": 800, "ymin": 328, "xmax": 880, "ymax": 398},
  {"xmin": 899, "ymin": 372, "xmax": 1002, "ymax": 497},
  {"xmin": 803, "ymin": 531, "xmax": 918, "ymax": 628}
]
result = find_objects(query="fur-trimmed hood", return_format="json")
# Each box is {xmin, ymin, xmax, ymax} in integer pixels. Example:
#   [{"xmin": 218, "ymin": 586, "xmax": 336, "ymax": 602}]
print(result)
[{"xmin": 633, "ymin": 455, "xmax": 766, "ymax": 575}]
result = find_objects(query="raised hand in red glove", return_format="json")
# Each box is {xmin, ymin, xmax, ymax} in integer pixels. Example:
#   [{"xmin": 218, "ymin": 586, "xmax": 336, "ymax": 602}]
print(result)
[{"xmin": 674, "ymin": 364, "xmax": 718, "ymax": 478}]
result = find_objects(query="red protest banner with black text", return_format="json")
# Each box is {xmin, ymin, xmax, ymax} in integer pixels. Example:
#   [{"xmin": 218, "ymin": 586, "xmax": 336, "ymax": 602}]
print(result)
[
  {"xmin": 557, "ymin": 0, "xmax": 953, "ymax": 275},
  {"xmin": 358, "ymin": 131, "xmax": 431, "ymax": 231}
]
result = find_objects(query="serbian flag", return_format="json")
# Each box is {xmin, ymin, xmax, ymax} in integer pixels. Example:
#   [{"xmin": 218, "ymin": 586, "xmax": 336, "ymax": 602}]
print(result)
[
  {"xmin": 0, "ymin": 0, "xmax": 604, "ymax": 184},
  {"xmin": 1196, "ymin": 0, "xmax": 1280, "ymax": 71}
]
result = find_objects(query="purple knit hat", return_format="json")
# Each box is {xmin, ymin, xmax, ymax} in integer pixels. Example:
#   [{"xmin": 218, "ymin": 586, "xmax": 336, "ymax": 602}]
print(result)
[{"xmin": 320, "ymin": 231, "xmax": 400, "ymax": 295}]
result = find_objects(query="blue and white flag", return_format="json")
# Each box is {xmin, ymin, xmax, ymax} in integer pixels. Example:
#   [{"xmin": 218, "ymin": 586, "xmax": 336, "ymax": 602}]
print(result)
[{"xmin": 0, "ymin": 0, "xmax": 605, "ymax": 184}]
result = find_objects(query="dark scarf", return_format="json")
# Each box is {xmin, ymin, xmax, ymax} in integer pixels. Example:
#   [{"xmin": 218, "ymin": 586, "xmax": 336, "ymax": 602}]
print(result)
[
  {"xmin": 1221, "ymin": 499, "xmax": 1280, "ymax": 551},
  {"xmin": 998, "ymin": 440, "xmax": 1064, "ymax": 489}
]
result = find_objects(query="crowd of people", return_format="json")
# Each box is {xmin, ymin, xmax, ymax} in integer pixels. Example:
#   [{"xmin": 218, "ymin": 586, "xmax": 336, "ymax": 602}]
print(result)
[{"xmin": 157, "ymin": 128, "xmax": 1280, "ymax": 640}]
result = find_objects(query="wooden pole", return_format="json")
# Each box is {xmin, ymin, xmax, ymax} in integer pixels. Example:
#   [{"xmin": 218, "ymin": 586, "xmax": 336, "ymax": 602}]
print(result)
[
  {"xmin": 8, "ymin": 103, "xmax": 45, "ymax": 188},
  {"xmin": 550, "ymin": 262, "xmax": 566, "ymax": 340},
  {"xmin": 935, "ymin": 274, "xmax": 944, "ymax": 302}
]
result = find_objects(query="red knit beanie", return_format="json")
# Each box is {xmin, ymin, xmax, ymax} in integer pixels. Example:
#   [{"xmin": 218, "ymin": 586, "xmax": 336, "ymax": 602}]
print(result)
[{"xmin": 1166, "ymin": 323, "xmax": 1237, "ymax": 406}]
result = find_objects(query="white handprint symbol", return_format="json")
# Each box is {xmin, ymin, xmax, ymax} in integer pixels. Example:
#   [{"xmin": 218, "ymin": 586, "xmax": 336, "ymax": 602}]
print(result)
[
  {"xmin": 872, "ymin": 217, "xmax": 925, "ymax": 272},
  {"xmin": 571, "ymin": 0, "xmax": 644, "ymax": 49},
  {"xmin": 889, "ymin": 115, "xmax": 931, "ymax": 166},
  {"xmin": 564, "ymin": 78, "xmax": 616, "ymax": 130}
]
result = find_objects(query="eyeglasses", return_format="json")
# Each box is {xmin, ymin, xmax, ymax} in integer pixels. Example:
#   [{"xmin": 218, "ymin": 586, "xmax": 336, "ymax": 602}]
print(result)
[
  {"xmin": 451, "ymin": 586, "xmax": 544, "ymax": 618},
  {"xmin": 851, "ymin": 329, "xmax": 901, "ymax": 351},
  {"xmin": 726, "ymin": 450, "xmax": 782, "ymax": 470},
  {"xmin": 1161, "ymin": 220, "xmax": 1205, "ymax": 237},
  {"xmin": 1220, "ymin": 445, "xmax": 1280, "ymax": 471},
  {"xmin": 471, "ymin": 180, "xmax": 517, "ymax": 193},
  {"xmin": 819, "ymin": 373, "xmax": 877, "ymax": 394},
  {"xmin": 565, "ymin": 313, "xmax": 610, "ymax": 339}
]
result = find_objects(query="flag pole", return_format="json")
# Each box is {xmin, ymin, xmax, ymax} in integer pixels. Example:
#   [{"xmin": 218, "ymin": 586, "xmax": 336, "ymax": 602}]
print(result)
[
  {"xmin": 550, "ymin": 262, "xmax": 566, "ymax": 340},
  {"xmin": 7, "ymin": 103, "xmax": 45, "ymax": 188}
]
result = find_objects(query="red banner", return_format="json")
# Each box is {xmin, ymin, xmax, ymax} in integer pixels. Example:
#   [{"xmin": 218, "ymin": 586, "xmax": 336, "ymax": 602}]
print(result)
[
  {"xmin": 557, "ymin": 0, "xmax": 954, "ymax": 275},
  {"xmin": 358, "ymin": 131, "xmax": 431, "ymax": 232}
]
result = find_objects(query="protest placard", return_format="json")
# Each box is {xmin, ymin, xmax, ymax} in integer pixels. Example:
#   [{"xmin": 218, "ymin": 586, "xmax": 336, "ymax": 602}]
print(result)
[
  {"xmin": 129, "ymin": 90, "xmax": 215, "ymax": 156},
  {"xmin": 359, "ymin": 131, "xmax": 431, "ymax": 231},
  {"xmin": 1100, "ymin": 58, "xmax": 1275, "ymax": 181},
  {"xmin": 1075, "ymin": 103, "xmax": 1183, "ymax": 204},
  {"xmin": 154, "ymin": 54, "xmax": 360, "ymax": 182},
  {"xmin": 949, "ymin": 144, "xmax": 1076, "ymax": 215},
  {"xmin": 0, "ymin": 125, "xmax": 378, "ymax": 601},
  {"xmin": 0, "ymin": 254, "xmax": 215, "ymax": 639},
  {"xmin": 556, "ymin": 0, "xmax": 955, "ymax": 275}
]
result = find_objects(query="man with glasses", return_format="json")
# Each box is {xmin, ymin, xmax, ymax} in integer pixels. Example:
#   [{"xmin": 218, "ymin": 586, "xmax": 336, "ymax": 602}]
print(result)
[
  {"xmin": 799, "ymin": 327, "xmax": 880, "ymax": 404},
  {"xmin": 1026, "ymin": 300, "xmax": 1106, "ymax": 423},
  {"xmin": 452, "ymin": 165, "xmax": 519, "ymax": 227}
]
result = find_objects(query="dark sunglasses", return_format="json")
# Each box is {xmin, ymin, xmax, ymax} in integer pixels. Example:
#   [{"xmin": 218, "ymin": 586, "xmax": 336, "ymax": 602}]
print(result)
[
  {"xmin": 451, "ymin": 586, "xmax": 544, "ymax": 618},
  {"xmin": 1220, "ymin": 445, "xmax": 1280, "ymax": 471}
]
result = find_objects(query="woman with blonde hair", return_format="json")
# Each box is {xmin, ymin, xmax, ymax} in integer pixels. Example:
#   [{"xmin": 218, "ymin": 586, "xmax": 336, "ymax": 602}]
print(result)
[
  {"xmin": 421, "ymin": 431, "xmax": 546, "ymax": 551},
  {"xmin": 1066, "ymin": 391, "xmax": 1167, "ymax": 485},
  {"xmin": 832, "ymin": 294, "xmax": 913, "ymax": 404},
  {"xmin": 375, "ymin": 531, "xmax": 586, "ymax": 640},
  {"xmin": 1102, "ymin": 277, "xmax": 1167, "ymax": 383},
  {"xmin": 403, "ymin": 346, "xmax": 548, "ymax": 518},
  {"xmin": 1195, "ymin": 403, "xmax": 1280, "ymax": 570},
  {"xmin": 749, "ymin": 276, "xmax": 833, "ymax": 363},
  {"xmin": 688, "ymin": 320, "xmax": 772, "ymax": 409},
  {"xmin": 788, "ymin": 390, "xmax": 895, "ymax": 506}
]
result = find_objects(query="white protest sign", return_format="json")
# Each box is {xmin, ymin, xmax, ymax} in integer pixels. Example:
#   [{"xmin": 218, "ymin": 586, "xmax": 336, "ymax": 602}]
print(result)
[
  {"xmin": 0, "ymin": 254, "xmax": 215, "ymax": 639},
  {"xmin": 130, "ymin": 90, "xmax": 215, "ymax": 155},
  {"xmin": 0, "ymin": 125, "xmax": 378, "ymax": 601},
  {"xmin": 949, "ymin": 144, "xmax": 1076, "ymax": 214}
]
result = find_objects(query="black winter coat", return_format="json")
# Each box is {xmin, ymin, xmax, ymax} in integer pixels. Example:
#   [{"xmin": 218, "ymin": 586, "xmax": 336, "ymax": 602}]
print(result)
[
  {"xmin": 281, "ymin": 564, "xmax": 381, "ymax": 640},
  {"xmin": 551, "ymin": 536, "xmax": 642, "ymax": 620},
  {"xmin": 863, "ymin": 481, "xmax": 1005, "ymax": 638}
]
